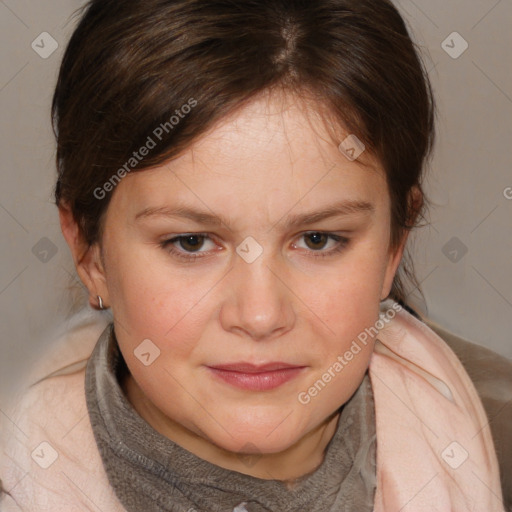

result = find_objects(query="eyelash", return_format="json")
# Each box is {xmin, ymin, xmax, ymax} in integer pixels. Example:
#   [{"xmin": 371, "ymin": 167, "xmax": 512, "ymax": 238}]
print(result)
[{"xmin": 159, "ymin": 232, "xmax": 350, "ymax": 262}]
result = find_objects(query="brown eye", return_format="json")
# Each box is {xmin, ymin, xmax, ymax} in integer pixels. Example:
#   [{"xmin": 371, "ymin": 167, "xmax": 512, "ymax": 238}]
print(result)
[
  {"xmin": 304, "ymin": 232, "xmax": 329, "ymax": 251},
  {"xmin": 177, "ymin": 234, "xmax": 206, "ymax": 252},
  {"xmin": 293, "ymin": 232, "xmax": 350, "ymax": 259},
  {"xmin": 160, "ymin": 233, "xmax": 216, "ymax": 262}
]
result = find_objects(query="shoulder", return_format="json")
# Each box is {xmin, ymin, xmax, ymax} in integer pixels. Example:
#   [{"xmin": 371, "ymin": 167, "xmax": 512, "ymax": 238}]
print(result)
[
  {"xmin": 423, "ymin": 318, "xmax": 512, "ymax": 397},
  {"xmin": 0, "ymin": 334, "xmax": 125, "ymax": 510},
  {"xmin": 419, "ymin": 314, "xmax": 512, "ymax": 512},
  {"xmin": 399, "ymin": 302, "xmax": 512, "ymax": 412},
  {"xmin": 21, "ymin": 310, "xmax": 110, "ymax": 386}
]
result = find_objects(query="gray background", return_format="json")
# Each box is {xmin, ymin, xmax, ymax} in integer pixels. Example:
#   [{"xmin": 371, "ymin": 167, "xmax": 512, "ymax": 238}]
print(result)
[{"xmin": 1, "ymin": 0, "xmax": 511, "ymax": 405}]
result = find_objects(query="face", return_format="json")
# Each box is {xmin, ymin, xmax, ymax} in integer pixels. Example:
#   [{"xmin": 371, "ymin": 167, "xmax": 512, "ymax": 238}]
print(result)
[{"xmin": 81, "ymin": 92, "xmax": 404, "ymax": 456}]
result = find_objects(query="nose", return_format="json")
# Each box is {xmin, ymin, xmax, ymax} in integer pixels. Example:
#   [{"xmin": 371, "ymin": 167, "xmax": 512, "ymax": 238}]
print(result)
[{"xmin": 219, "ymin": 247, "xmax": 296, "ymax": 341}]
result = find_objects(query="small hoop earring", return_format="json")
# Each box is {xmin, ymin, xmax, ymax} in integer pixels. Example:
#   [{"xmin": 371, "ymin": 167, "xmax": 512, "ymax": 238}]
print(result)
[{"xmin": 97, "ymin": 295, "xmax": 105, "ymax": 310}]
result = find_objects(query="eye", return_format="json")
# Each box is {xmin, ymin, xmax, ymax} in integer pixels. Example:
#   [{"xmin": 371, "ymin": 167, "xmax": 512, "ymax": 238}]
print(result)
[
  {"xmin": 293, "ymin": 232, "xmax": 350, "ymax": 258},
  {"xmin": 160, "ymin": 231, "xmax": 350, "ymax": 262},
  {"xmin": 160, "ymin": 233, "xmax": 217, "ymax": 261}
]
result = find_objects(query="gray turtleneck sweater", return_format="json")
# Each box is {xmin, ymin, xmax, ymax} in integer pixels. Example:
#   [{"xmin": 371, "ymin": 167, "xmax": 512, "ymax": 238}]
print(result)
[{"xmin": 84, "ymin": 324, "xmax": 377, "ymax": 512}]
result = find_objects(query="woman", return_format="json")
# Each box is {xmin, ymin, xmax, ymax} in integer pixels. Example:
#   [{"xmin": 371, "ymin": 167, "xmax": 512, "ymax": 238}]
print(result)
[{"xmin": 1, "ymin": 0, "xmax": 510, "ymax": 510}]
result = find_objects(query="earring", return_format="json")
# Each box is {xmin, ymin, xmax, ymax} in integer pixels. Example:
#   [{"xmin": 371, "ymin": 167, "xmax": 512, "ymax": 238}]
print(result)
[{"xmin": 97, "ymin": 295, "xmax": 105, "ymax": 310}]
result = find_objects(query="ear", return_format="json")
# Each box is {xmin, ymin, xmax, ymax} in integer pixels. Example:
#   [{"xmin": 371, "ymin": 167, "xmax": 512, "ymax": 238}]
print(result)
[
  {"xmin": 380, "ymin": 186, "xmax": 423, "ymax": 301},
  {"xmin": 58, "ymin": 201, "xmax": 110, "ymax": 310}
]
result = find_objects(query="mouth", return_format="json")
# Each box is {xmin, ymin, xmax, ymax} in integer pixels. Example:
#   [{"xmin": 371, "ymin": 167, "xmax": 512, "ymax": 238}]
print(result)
[{"xmin": 206, "ymin": 362, "xmax": 307, "ymax": 391}]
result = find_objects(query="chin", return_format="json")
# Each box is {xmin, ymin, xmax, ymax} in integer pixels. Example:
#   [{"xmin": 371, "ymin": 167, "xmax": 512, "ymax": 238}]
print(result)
[
  {"xmin": 227, "ymin": 434, "xmax": 300, "ymax": 457},
  {"xmin": 204, "ymin": 416, "xmax": 308, "ymax": 456}
]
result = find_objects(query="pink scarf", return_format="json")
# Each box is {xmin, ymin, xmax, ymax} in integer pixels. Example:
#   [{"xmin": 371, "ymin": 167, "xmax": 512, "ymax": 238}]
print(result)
[{"xmin": 370, "ymin": 301, "xmax": 504, "ymax": 511}]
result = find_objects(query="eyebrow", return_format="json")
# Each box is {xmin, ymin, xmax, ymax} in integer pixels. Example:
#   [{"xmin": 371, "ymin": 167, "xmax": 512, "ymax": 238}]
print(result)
[{"xmin": 134, "ymin": 199, "xmax": 375, "ymax": 230}]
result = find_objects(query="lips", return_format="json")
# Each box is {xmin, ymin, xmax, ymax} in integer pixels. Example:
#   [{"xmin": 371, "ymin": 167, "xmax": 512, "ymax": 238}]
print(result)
[
  {"xmin": 208, "ymin": 362, "xmax": 303, "ymax": 373},
  {"xmin": 206, "ymin": 362, "xmax": 306, "ymax": 391}
]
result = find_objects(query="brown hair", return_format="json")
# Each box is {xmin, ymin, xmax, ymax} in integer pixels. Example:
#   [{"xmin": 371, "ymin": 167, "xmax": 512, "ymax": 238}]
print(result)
[{"xmin": 52, "ymin": 0, "xmax": 436, "ymax": 305}]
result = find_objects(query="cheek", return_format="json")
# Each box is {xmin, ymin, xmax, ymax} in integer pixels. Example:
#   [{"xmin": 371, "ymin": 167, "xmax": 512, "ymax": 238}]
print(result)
[
  {"xmin": 298, "ymin": 268, "xmax": 382, "ymax": 411},
  {"xmin": 319, "ymin": 287, "xmax": 379, "ymax": 377},
  {"xmin": 314, "ymin": 249, "xmax": 387, "ymax": 334},
  {"xmin": 104, "ymin": 244, "xmax": 200, "ymax": 339},
  {"xmin": 105, "ymin": 250, "xmax": 230, "ymax": 377}
]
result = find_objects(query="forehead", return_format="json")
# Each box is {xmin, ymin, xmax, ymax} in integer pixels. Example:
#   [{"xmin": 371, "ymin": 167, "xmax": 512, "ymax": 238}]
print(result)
[
  {"xmin": 185, "ymin": 90, "xmax": 374, "ymax": 169},
  {"xmin": 112, "ymin": 91, "xmax": 388, "ymax": 219}
]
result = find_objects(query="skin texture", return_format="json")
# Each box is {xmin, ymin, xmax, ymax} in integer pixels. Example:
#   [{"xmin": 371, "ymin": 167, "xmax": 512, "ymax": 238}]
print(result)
[{"xmin": 59, "ymin": 90, "xmax": 412, "ymax": 482}]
